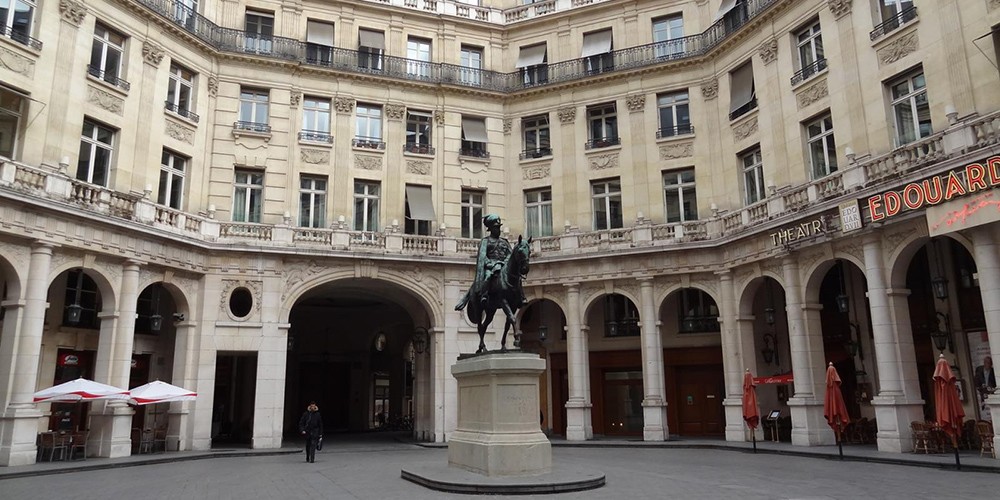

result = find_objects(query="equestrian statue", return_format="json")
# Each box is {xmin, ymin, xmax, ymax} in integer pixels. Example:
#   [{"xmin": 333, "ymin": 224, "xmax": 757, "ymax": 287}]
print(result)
[{"xmin": 454, "ymin": 214, "xmax": 532, "ymax": 353}]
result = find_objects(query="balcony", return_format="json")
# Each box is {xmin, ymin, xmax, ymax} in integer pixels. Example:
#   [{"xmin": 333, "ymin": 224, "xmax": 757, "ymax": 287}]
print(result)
[
  {"xmin": 233, "ymin": 121, "xmax": 271, "ymax": 133},
  {"xmin": 656, "ymin": 124, "xmax": 694, "ymax": 139},
  {"xmin": 458, "ymin": 145, "xmax": 489, "ymax": 158},
  {"xmin": 352, "ymin": 137, "xmax": 386, "ymax": 150},
  {"xmin": 87, "ymin": 66, "xmax": 131, "ymax": 92},
  {"xmin": 403, "ymin": 143, "xmax": 435, "ymax": 155},
  {"xmin": 870, "ymin": 6, "xmax": 918, "ymax": 42},
  {"xmin": 0, "ymin": 24, "xmax": 43, "ymax": 50},
  {"xmin": 729, "ymin": 98, "xmax": 758, "ymax": 121},
  {"xmin": 519, "ymin": 147, "xmax": 552, "ymax": 160},
  {"xmin": 790, "ymin": 58, "xmax": 827, "ymax": 86},
  {"xmin": 164, "ymin": 101, "xmax": 200, "ymax": 122},
  {"xmin": 585, "ymin": 137, "xmax": 621, "ymax": 150},
  {"xmin": 299, "ymin": 129, "xmax": 333, "ymax": 143}
]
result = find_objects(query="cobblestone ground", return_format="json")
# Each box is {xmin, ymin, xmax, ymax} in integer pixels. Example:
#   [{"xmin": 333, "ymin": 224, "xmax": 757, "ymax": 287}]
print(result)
[{"xmin": 2, "ymin": 439, "xmax": 993, "ymax": 500}]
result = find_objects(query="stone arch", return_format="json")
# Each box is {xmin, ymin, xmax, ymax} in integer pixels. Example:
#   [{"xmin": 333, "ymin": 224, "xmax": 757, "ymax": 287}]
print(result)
[
  {"xmin": 580, "ymin": 288, "xmax": 640, "ymax": 322},
  {"xmin": 137, "ymin": 278, "xmax": 193, "ymax": 319},
  {"xmin": 0, "ymin": 252, "xmax": 24, "ymax": 301},
  {"xmin": 803, "ymin": 257, "xmax": 866, "ymax": 305},
  {"xmin": 887, "ymin": 233, "xmax": 973, "ymax": 289},
  {"xmin": 733, "ymin": 269, "xmax": 786, "ymax": 312},
  {"xmin": 654, "ymin": 282, "xmax": 720, "ymax": 312},
  {"xmin": 48, "ymin": 260, "xmax": 118, "ymax": 313}
]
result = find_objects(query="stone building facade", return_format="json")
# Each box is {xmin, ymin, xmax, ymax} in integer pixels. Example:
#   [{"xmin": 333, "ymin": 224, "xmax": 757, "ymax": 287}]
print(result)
[{"xmin": 1, "ymin": 0, "xmax": 999, "ymax": 466}]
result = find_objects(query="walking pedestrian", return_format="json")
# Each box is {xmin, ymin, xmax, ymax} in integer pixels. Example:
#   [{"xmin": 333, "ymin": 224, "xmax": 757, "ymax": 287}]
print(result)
[{"xmin": 299, "ymin": 402, "xmax": 323, "ymax": 463}]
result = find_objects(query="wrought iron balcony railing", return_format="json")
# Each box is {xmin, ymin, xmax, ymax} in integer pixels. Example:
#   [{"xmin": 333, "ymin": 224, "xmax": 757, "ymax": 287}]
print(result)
[
  {"xmin": 164, "ymin": 101, "xmax": 200, "ymax": 122},
  {"xmin": 87, "ymin": 65, "xmax": 131, "ymax": 92},
  {"xmin": 519, "ymin": 147, "xmax": 552, "ymax": 160},
  {"xmin": 790, "ymin": 58, "xmax": 827, "ymax": 86},
  {"xmin": 299, "ymin": 130, "xmax": 333, "ymax": 143},
  {"xmin": 870, "ymin": 6, "xmax": 918, "ymax": 41},
  {"xmin": 729, "ymin": 98, "xmax": 758, "ymax": 121},
  {"xmin": 0, "ymin": 24, "xmax": 43, "ymax": 50},
  {"xmin": 233, "ymin": 121, "xmax": 271, "ymax": 133},
  {"xmin": 131, "ymin": 0, "xmax": 782, "ymax": 93},
  {"xmin": 679, "ymin": 315, "xmax": 722, "ymax": 333},
  {"xmin": 404, "ymin": 143, "xmax": 435, "ymax": 155},
  {"xmin": 656, "ymin": 124, "xmax": 694, "ymax": 139},
  {"xmin": 458, "ymin": 146, "xmax": 490, "ymax": 158},
  {"xmin": 585, "ymin": 137, "xmax": 621, "ymax": 149},
  {"xmin": 352, "ymin": 136, "xmax": 386, "ymax": 150}
]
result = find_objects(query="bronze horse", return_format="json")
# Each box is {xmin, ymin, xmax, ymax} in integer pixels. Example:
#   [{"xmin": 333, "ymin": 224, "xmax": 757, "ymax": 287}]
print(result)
[{"xmin": 464, "ymin": 236, "xmax": 532, "ymax": 353}]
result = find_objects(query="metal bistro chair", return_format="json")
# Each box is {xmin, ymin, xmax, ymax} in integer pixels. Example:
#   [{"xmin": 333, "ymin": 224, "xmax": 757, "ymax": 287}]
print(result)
[
  {"xmin": 153, "ymin": 427, "xmax": 168, "ymax": 453},
  {"xmin": 139, "ymin": 429, "xmax": 155, "ymax": 454},
  {"xmin": 910, "ymin": 421, "xmax": 933, "ymax": 454},
  {"xmin": 38, "ymin": 432, "xmax": 68, "ymax": 462},
  {"xmin": 977, "ymin": 420, "xmax": 996, "ymax": 459},
  {"xmin": 69, "ymin": 430, "xmax": 88, "ymax": 460}
]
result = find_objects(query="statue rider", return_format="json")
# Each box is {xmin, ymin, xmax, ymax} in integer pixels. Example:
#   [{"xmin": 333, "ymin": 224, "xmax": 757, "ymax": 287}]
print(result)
[{"xmin": 454, "ymin": 214, "xmax": 524, "ymax": 311}]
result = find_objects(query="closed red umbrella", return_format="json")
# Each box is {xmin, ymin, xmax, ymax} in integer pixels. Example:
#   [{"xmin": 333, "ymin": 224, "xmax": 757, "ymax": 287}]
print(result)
[
  {"xmin": 933, "ymin": 354, "xmax": 964, "ymax": 469},
  {"xmin": 742, "ymin": 369, "xmax": 760, "ymax": 453},
  {"xmin": 823, "ymin": 362, "xmax": 849, "ymax": 459}
]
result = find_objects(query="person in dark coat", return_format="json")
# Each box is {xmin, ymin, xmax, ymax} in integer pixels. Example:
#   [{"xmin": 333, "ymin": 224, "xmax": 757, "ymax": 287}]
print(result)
[{"xmin": 298, "ymin": 402, "xmax": 323, "ymax": 463}]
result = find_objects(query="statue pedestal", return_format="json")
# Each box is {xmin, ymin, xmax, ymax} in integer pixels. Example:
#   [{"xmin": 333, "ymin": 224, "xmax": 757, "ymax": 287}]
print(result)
[{"xmin": 448, "ymin": 352, "xmax": 551, "ymax": 477}]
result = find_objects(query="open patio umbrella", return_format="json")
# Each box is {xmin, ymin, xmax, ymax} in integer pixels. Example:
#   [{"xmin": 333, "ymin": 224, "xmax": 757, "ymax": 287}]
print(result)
[
  {"xmin": 823, "ymin": 363, "xmax": 849, "ymax": 460},
  {"xmin": 33, "ymin": 378, "xmax": 130, "ymax": 403},
  {"xmin": 129, "ymin": 380, "xmax": 197, "ymax": 405},
  {"xmin": 933, "ymin": 354, "xmax": 964, "ymax": 470},
  {"xmin": 742, "ymin": 369, "xmax": 760, "ymax": 453}
]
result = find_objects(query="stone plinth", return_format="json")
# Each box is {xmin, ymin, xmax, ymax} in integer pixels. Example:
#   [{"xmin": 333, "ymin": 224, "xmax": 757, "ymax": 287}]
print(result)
[{"xmin": 448, "ymin": 352, "xmax": 551, "ymax": 477}]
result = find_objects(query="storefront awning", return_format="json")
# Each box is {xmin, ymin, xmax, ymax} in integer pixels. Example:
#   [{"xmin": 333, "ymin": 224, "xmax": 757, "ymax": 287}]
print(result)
[{"xmin": 405, "ymin": 185, "xmax": 435, "ymax": 221}]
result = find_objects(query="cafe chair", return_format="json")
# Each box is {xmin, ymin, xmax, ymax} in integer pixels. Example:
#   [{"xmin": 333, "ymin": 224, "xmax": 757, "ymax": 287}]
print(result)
[
  {"xmin": 977, "ymin": 421, "xmax": 996, "ymax": 459},
  {"xmin": 39, "ymin": 432, "xmax": 68, "ymax": 462},
  {"xmin": 153, "ymin": 427, "xmax": 167, "ymax": 453},
  {"xmin": 139, "ymin": 429, "xmax": 155, "ymax": 454},
  {"xmin": 70, "ymin": 430, "xmax": 88, "ymax": 460},
  {"xmin": 910, "ymin": 421, "xmax": 933, "ymax": 454}
]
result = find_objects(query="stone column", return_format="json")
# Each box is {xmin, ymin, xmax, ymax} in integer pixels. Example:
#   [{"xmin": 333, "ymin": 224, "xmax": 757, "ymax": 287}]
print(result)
[
  {"xmin": 637, "ymin": 278, "xmax": 667, "ymax": 441},
  {"xmin": 783, "ymin": 256, "xmax": 830, "ymax": 445},
  {"xmin": 167, "ymin": 321, "xmax": 198, "ymax": 451},
  {"xmin": 864, "ymin": 232, "xmax": 923, "ymax": 452},
  {"xmin": 971, "ymin": 227, "xmax": 1000, "ymax": 452},
  {"xmin": 718, "ymin": 270, "xmax": 744, "ymax": 441},
  {"xmin": 0, "ymin": 241, "xmax": 54, "ymax": 466},
  {"xmin": 564, "ymin": 283, "xmax": 592, "ymax": 440}
]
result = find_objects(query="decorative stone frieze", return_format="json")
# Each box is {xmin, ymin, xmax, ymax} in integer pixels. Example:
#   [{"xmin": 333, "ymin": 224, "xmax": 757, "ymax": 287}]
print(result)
[
  {"xmin": 522, "ymin": 164, "xmax": 550, "ymax": 180},
  {"xmin": 301, "ymin": 149, "xmax": 330, "ymax": 164},
  {"xmin": 658, "ymin": 142, "xmax": 694, "ymax": 160},
  {"xmin": 207, "ymin": 76, "xmax": 219, "ymax": 97},
  {"xmin": 700, "ymin": 78, "xmax": 719, "ymax": 100},
  {"xmin": 165, "ymin": 120, "xmax": 194, "ymax": 144},
  {"xmin": 625, "ymin": 94, "xmax": 646, "ymax": 113},
  {"xmin": 334, "ymin": 97, "xmax": 355, "ymax": 114},
  {"xmin": 557, "ymin": 107, "xmax": 576, "ymax": 124},
  {"xmin": 142, "ymin": 41, "xmax": 165, "ymax": 66},
  {"xmin": 87, "ymin": 86, "xmax": 124, "ymax": 115},
  {"xmin": 732, "ymin": 116, "xmax": 758, "ymax": 141},
  {"xmin": 503, "ymin": 119, "xmax": 512, "ymax": 134},
  {"xmin": 589, "ymin": 153, "xmax": 619, "ymax": 170},
  {"xmin": 758, "ymin": 38, "xmax": 778, "ymax": 64},
  {"xmin": 0, "ymin": 47, "xmax": 34, "ymax": 77},
  {"xmin": 59, "ymin": 0, "xmax": 87, "ymax": 26},
  {"xmin": 280, "ymin": 261, "xmax": 325, "ymax": 303},
  {"xmin": 385, "ymin": 104, "xmax": 405, "ymax": 120},
  {"xmin": 406, "ymin": 160, "xmax": 431, "ymax": 175},
  {"xmin": 354, "ymin": 154, "xmax": 382, "ymax": 170},
  {"xmin": 828, "ymin": 0, "xmax": 853, "ymax": 18},
  {"xmin": 796, "ymin": 79, "xmax": 829, "ymax": 109},
  {"xmin": 290, "ymin": 91, "xmax": 302, "ymax": 107},
  {"xmin": 877, "ymin": 32, "xmax": 918, "ymax": 66}
]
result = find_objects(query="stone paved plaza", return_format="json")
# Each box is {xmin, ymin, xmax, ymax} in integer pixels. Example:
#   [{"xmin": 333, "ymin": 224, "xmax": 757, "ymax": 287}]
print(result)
[{"xmin": 1, "ymin": 436, "xmax": 994, "ymax": 500}]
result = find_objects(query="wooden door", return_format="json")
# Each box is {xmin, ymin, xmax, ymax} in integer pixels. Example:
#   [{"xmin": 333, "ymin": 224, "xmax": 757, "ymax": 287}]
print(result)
[{"xmin": 675, "ymin": 366, "xmax": 724, "ymax": 436}]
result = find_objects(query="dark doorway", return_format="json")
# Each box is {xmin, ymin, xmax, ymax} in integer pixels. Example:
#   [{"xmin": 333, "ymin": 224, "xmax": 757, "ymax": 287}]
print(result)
[
  {"xmin": 602, "ymin": 369, "xmax": 643, "ymax": 436},
  {"xmin": 298, "ymin": 361, "xmax": 351, "ymax": 432},
  {"xmin": 212, "ymin": 352, "xmax": 257, "ymax": 447}
]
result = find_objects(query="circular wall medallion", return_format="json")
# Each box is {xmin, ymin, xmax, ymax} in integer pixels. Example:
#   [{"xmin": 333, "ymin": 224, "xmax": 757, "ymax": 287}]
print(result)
[{"xmin": 229, "ymin": 287, "xmax": 253, "ymax": 318}]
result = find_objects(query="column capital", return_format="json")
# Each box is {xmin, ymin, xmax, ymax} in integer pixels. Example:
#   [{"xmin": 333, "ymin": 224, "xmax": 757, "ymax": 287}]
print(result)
[
  {"xmin": 30, "ymin": 240, "xmax": 58, "ymax": 252},
  {"xmin": 636, "ymin": 276, "xmax": 654, "ymax": 284},
  {"xmin": 123, "ymin": 259, "xmax": 143, "ymax": 271},
  {"xmin": 884, "ymin": 288, "xmax": 911, "ymax": 297},
  {"xmin": 801, "ymin": 302, "xmax": 823, "ymax": 311},
  {"xmin": 563, "ymin": 282, "xmax": 580, "ymax": 290},
  {"xmin": 715, "ymin": 269, "xmax": 733, "ymax": 278}
]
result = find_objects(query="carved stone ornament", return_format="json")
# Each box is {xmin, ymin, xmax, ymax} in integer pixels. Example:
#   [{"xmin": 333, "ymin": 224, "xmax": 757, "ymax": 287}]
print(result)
[
  {"xmin": 557, "ymin": 107, "xmax": 576, "ymax": 124},
  {"xmin": 758, "ymin": 38, "xmax": 778, "ymax": 65},
  {"xmin": 701, "ymin": 78, "xmax": 719, "ymax": 100},
  {"xmin": 289, "ymin": 91, "xmax": 302, "ymax": 107},
  {"xmin": 280, "ymin": 260, "xmax": 325, "ymax": 303},
  {"xmin": 142, "ymin": 41, "xmax": 165, "ymax": 66},
  {"xmin": 796, "ymin": 79, "xmax": 829, "ymax": 109},
  {"xmin": 877, "ymin": 32, "xmax": 919, "ymax": 66},
  {"xmin": 625, "ymin": 94, "xmax": 646, "ymax": 113},
  {"xmin": 992, "ymin": 0, "xmax": 1000, "ymax": 11},
  {"xmin": 503, "ymin": 118, "xmax": 512, "ymax": 134},
  {"xmin": 87, "ymin": 86, "xmax": 124, "ymax": 116},
  {"xmin": 828, "ymin": 0, "xmax": 853, "ymax": 18},
  {"xmin": 220, "ymin": 279, "xmax": 263, "ymax": 320},
  {"xmin": 59, "ymin": 0, "xmax": 87, "ymax": 26},
  {"xmin": 385, "ymin": 104, "xmax": 405, "ymax": 120},
  {"xmin": 354, "ymin": 154, "xmax": 382, "ymax": 170},
  {"xmin": 406, "ymin": 160, "xmax": 431, "ymax": 175},
  {"xmin": 207, "ymin": 76, "xmax": 219, "ymax": 97},
  {"xmin": 334, "ymin": 97, "xmax": 355, "ymax": 114},
  {"xmin": 589, "ymin": 153, "xmax": 619, "ymax": 170},
  {"xmin": 434, "ymin": 110, "xmax": 445, "ymax": 125},
  {"xmin": 300, "ymin": 149, "xmax": 330, "ymax": 164},
  {"xmin": 658, "ymin": 142, "xmax": 694, "ymax": 160},
  {"xmin": 165, "ymin": 120, "xmax": 194, "ymax": 144},
  {"xmin": 732, "ymin": 116, "xmax": 758, "ymax": 141},
  {"xmin": 522, "ymin": 164, "xmax": 550, "ymax": 180},
  {"xmin": 0, "ymin": 47, "xmax": 34, "ymax": 77}
]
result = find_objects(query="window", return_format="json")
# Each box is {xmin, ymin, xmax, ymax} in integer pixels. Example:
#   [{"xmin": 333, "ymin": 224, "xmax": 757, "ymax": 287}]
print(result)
[
  {"xmin": 521, "ymin": 115, "xmax": 551, "ymax": 159},
  {"xmin": 806, "ymin": 114, "xmax": 837, "ymax": 178},
  {"xmin": 525, "ymin": 189, "xmax": 553, "ymax": 237},
  {"xmin": 306, "ymin": 20, "xmax": 334, "ymax": 64},
  {"xmin": 729, "ymin": 61, "xmax": 756, "ymax": 120},
  {"xmin": 405, "ymin": 110, "xmax": 433, "ymax": 154},
  {"xmin": 407, "ymin": 37, "xmax": 431, "ymax": 78},
  {"xmin": 581, "ymin": 29, "xmax": 613, "ymax": 74},
  {"xmin": 461, "ymin": 189, "xmax": 485, "ymax": 238},
  {"xmin": 663, "ymin": 169, "xmax": 697, "ymax": 223},
  {"xmin": 173, "ymin": 0, "xmax": 198, "ymax": 29},
  {"xmin": 604, "ymin": 294, "xmax": 640, "ymax": 337},
  {"xmin": 0, "ymin": 86, "xmax": 25, "ymax": 159},
  {"xmin": 77, "ymin": 119, "xmax": 115, "ymax": 187},
  {"xmin": 792, "ymin": 21, "xmax": 825, "ymax": 85},
  {"xmin": 460, "ymin": 116, "xmax": 489, "ymax": 158},
  {"xmin": 353, "ymin": 181, "xmax": 380, "ymax": 232},
  {"xmin": 301, "ymin": 97, "xmax": 332, "ymax": 142},
  {"xmin": 460, "ymin": 45, "xmax": 483, "ymax": 86},
  {"xmin": 586, "ymin": 103, "xmax": 619, "ymax": 148},
  {"xmin": 358, "ymin": 29, "xmax": 385, "ymax": 71},
  {"xmin": 404, "ymin": 184, "xmax": 435, "ymax": 236},
  {"xmin": 652, "ymin": 15, "xmax": 684, "ymax": 58},
  {"xmin": 873, "ymin": 0, "xmax": 916, "ymax": 39},
  {"xmin": 354, "ymin": 104, "xmax": 383, "ymax": 148},
  {"xmin": 63, "ymin": 269, "xmax": 100, "ymax": 329},
  {"xmin": 0, "ymin": 0, "xmax": 36, "ymax": 48},
  {"xmin": 237, "ymin": 88, "xmax": 269, "ymax": 132},
  {"xmin": 592, "ymin": 179, "xmax": 623, "ymax": 230},
  {"xmin": 158, "ymin": 149, "xmax": 186, "ymax": 209},
  {"xmin": 89, "ymin": 23, "xmax": 128, "ymax": 90},
  {"xmin": 516, "ymin": 43, "xmax": 548, "ymax": 86},
  {"xmin": 677, "ymin": 289, "xmax": 720, "ymax": 333},
  {"xmin": 299, "ymin": 175, "xmax": 327, "ymax": 228},
  {"xmin": 233, "ymin": 169, "xmax": 263, "ymax": 223},
  {"xmin": 888, "ymin": 70, "xmax": 931, "ymax": 146},
  {"xmin": 656, "ymin": 91, "xmax": 691, "ymax": 138},
  {"xmin": 741, "ymin": 148, "xmax": 765, "ymax": 205},
  {"xmin": 244, "ymin": 11, "xmax": 274, "ymax": 53},
  {"xmin": 166, "ymin": 62, "xmax": 197, "ymax": 121}
]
